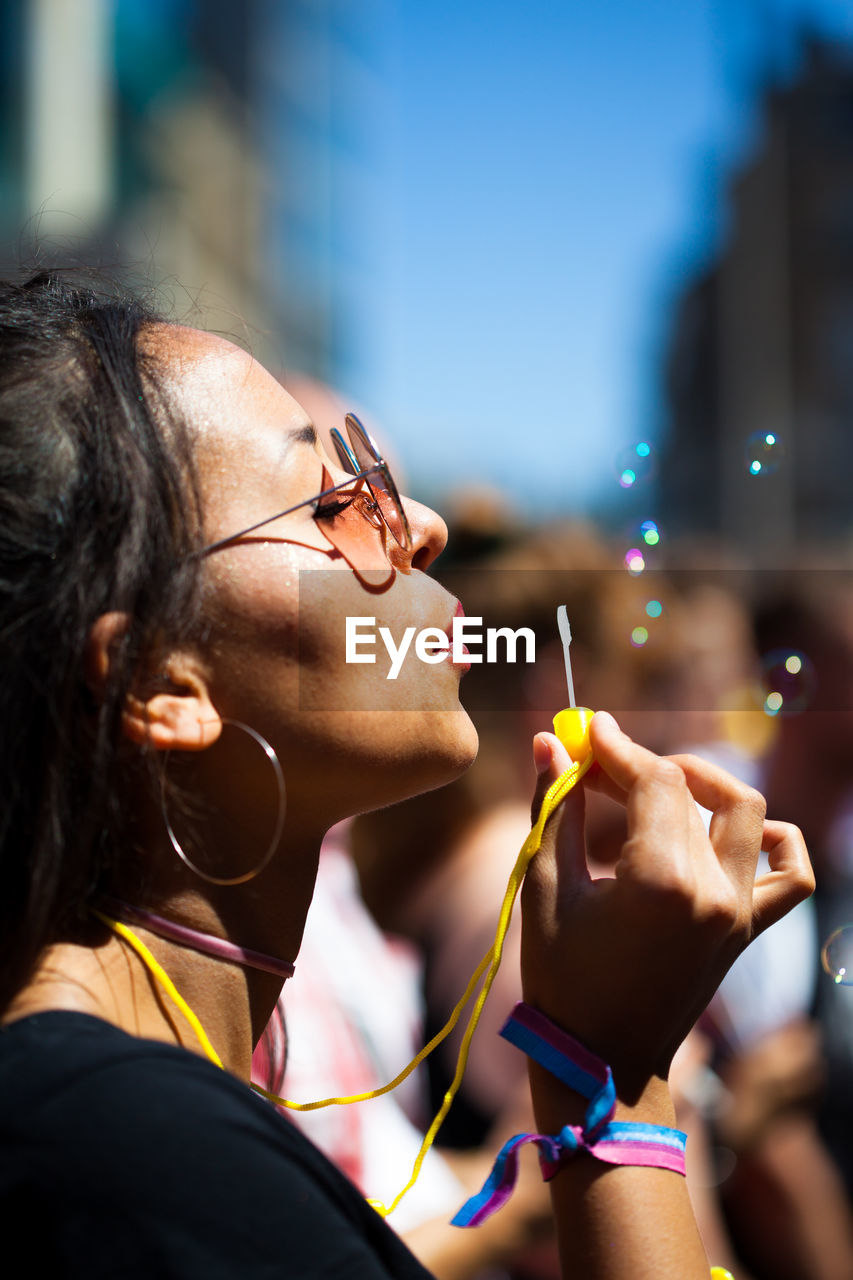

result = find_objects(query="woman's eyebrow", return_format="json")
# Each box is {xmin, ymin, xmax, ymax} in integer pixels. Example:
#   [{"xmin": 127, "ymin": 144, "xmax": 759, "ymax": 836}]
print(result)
[
  {"xmin": 277, "ymin": 421, "xmax": 318, "ymax": 462},
  {"xmin": 292, "ymin": 422, "xmax": 318, "ymax": 446}
]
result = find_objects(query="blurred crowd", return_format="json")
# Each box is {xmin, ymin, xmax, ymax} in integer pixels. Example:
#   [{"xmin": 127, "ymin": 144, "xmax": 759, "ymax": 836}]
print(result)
[{"xmin": 253, "ymin": 491, "xmax": 853, "ymax": 1280}]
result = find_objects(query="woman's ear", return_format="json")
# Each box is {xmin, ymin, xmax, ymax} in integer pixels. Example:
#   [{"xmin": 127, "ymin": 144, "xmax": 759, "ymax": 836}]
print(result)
[{"xmin": 86, "ymin": 612, "xmax": 222, "ymax": 752}]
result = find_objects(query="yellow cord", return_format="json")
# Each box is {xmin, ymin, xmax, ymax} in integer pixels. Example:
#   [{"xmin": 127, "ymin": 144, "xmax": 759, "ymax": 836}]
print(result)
[
  {"xmin": 365, "ymin": 753, "xmax": 593, "ymax": 1216},
  {"xmin": 91, "ymin": 909, "xmax": 224, "ymax": 1069},
  {"xmin": 94, "ymin": 752, "xmax": 591, "ymax": 1219}
]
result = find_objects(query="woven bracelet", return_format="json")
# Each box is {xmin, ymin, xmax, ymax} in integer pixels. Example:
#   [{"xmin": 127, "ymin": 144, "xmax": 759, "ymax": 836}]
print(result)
[{"xmin": 452, "ymin": 1002, "xmax": 686, "ymax": 1228}]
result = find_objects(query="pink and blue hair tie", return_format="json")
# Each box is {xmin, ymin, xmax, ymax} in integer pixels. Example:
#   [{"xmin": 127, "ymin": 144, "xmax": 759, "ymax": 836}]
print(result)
[{"xmin": 451, "ymin": 1002, "xmax": 687, "ymax": 1228}]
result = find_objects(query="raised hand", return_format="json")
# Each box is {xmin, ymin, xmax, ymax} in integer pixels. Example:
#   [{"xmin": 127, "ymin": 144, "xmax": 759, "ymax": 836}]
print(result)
[{"xmin": 520, "ymin": 711, "xmax": 814, "ymax": 1098}]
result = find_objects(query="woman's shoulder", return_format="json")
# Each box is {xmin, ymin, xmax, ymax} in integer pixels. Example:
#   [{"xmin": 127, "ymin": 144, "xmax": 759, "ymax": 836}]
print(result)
[
  {"xmin": 0, "ymin": 1008, "xmax": 313, "ymax": 1168},
  {"xmin": 0, "ymin": 1011, "xmax": 433, "ymax": 1279},
  {"xmin": 0, "ymin": 1009, "xmax": 253, "ymax": 1120},
  {"xmin": 0, "ymin": 1010, "xmax": 292, "ymax": 1178}
]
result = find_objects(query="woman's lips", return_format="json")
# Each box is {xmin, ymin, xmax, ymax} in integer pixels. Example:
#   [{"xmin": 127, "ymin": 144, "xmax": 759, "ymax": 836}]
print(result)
[{"xmin": 444, "ymin": 599, "xmax": 471, "ymax": 672}]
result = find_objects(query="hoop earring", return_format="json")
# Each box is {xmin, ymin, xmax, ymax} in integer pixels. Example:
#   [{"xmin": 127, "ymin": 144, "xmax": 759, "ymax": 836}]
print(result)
[{"xmin": 160, "ymin": 719, "xmax": 286, "ymax": 886}]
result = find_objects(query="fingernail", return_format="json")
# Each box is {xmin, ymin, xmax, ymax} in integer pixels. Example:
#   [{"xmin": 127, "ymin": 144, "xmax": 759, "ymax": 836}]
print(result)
[
  {"xmin": 533, "ymin": 734, "xmax": 552, "ymax": 775},
  {"xmin": 593, "ymin": 710, "xmax": 617, "ymax": 732}
]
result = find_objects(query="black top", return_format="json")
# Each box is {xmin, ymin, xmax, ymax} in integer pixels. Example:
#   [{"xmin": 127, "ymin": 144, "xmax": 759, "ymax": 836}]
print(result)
[{"xmin": 0, "ymin": 1011, "xmax": 434, "ymax": 1278}]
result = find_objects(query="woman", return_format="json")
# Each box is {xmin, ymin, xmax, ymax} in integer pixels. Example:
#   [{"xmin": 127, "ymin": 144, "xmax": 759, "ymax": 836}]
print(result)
[{"xmin": 0, "ymin": 270, "xmax": 813, "ymax": 1277}]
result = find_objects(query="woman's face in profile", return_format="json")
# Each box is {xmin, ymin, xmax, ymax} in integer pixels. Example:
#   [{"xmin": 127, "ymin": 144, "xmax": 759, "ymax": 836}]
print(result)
[{"xmin": 151, "ymin": 325, "xmax": 478, "ymax": 822}]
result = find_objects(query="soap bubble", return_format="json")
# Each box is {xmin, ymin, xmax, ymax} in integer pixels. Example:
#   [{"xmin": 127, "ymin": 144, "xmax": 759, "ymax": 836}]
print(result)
[
  {"xmin": 821, "ymin": 926, "xmax": 853, "ymax": 985},
  {"xmin": 631, "ymin": 626, "xmax": 649, "ymax": 648},
  {"xmin": 615, "ymin": 441, "xmax": 656, "ymax": 489},
  {"xmin": 759, "ymin": 649, "xmax": 816, "ymax": 717},
  {"xmin": 645, "ymin": 599, "xmax": 663, "ymax": 619},
  {"xmin": 625, "ymin": 516, "xmax": 663, "ymax": 546},
  {"xmin": 625, "ymin": 548, "xmax": 645, "ymax": 575},
  {"xmin": 745, "ymin": 431, "xmax": 785, "ymax": 476}
]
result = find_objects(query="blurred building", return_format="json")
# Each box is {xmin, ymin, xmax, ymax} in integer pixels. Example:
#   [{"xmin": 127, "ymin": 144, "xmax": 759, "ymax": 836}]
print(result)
[
  {"xmin": 659, "ymin": 35, "xmax": 853, "ymax": 557},
  {"xmin": 0, "ymin": 0, "xmax": 385, "ymax": 385}
]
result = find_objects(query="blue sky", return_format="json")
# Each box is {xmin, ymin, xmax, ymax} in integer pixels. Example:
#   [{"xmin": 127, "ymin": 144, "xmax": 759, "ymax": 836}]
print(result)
[{"xmin": 336, "ymin": 0, "xmax": 853, "ymax": 520}]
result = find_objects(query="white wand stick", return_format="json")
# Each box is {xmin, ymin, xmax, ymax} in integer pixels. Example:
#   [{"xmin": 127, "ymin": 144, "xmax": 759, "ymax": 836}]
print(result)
[{"xmin": 556, "ymin": 605, "xmax": 576, "ymax": 709}]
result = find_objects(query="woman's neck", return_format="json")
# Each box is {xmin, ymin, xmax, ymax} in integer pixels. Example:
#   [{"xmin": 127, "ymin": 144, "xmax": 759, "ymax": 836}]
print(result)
[
  {"xmin": 1, "ymin": 933, "xmax": 257, "ymax": 1075},
  {"xmin": 4, "ymin": 830, "xmax": 323, "ymax": 1077},
  {"xmin": 102, "ymin": 900, "xmax": 296, "ymax": 979}
]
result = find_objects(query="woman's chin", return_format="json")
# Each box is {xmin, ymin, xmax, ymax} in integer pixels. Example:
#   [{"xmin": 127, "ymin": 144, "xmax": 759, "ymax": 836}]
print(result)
[
  {"xmin": 366, "ymin": 707, "xmax": 480, "ymax": 811},
  {"xmin": 432, "ymin": 707, "xmax": 480, "ymax": 781}
]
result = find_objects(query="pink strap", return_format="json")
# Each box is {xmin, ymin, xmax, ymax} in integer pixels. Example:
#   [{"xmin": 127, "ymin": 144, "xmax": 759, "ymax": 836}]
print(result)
[{"xmin": 106, "ymin": 900, "xmax": 296, "ymax": 980}]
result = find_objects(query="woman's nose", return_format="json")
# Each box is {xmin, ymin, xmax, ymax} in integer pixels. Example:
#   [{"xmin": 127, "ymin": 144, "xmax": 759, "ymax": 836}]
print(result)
[{"xmin": 390, "ymin": 496, "xmax": 448, "ymax": 573}]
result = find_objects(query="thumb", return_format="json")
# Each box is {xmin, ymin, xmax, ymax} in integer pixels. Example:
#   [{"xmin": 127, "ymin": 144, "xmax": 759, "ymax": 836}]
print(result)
[
  {"xmin": 530, "ymin": 730, "xmax": 573, "ymax": 821},
  {"xmin": 527, "ymin": 731, "xmax": 588, "ymax": 890}
]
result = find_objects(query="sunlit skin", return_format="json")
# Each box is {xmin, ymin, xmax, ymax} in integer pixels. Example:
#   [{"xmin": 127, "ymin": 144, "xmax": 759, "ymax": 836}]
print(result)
[
  {"xmin": 159, "ymin": 325, "xmax": 479, "ymax": 819},
  {"xmin": 4, "ymin": 326, "xmax": 478, "ymax": 1077}
]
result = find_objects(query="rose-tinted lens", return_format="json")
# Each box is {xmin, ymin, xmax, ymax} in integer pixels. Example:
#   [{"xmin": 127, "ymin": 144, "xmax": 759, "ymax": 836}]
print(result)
[
  {"xmin": 313, "ymin": 466, "xmax": 395, "ymax": 571},
  {"xmin": 345, "ymin": 414, "xmax": 412, "ymax": 549}
]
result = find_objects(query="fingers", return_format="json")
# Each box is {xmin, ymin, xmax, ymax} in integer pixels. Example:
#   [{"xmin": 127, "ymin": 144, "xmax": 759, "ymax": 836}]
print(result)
[
  {"xmin": 528, "ymin": 731, "xmax": 588, "ymax": 887},
  {"xmin": 752, "ymin": 819, "xmax": 815, "ymax": 935},
  {"xmin": 590, "ymin": 718, "xmax": 772, "ymax": 888},
  {"xmin": 583, "ymin": 760, "xmax": 627, "ymax": 808},
  {"xmin": 587, "ymin": 711, "xmax": 666, "ymax": 794},
  {"xmin": 618, "ymin": 761, "xmax": 698, "ymax": 887},
  {"xmin": 669, "ymin": 752, "xmax": 767, "ymax": 886},
  {"xmin": 540, "ymin": 712, "xmax": 813, "ymax": 937},
  {"xmin": 667, "ymin": 752, "xmax": 766, "ymax": 821},
  {"xmin": 588, "ymin": 713, "xmax": 707, "ymax": 884}
]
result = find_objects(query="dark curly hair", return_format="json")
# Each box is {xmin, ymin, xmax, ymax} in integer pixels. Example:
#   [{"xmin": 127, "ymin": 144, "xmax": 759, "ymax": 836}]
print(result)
[{"xmin": 0, "ymin": 269, "xmax": 202, "ymax": 1012}]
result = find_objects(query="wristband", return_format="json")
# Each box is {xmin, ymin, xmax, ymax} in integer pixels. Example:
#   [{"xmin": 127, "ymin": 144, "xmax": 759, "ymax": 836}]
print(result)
[{"xmin": 452, "ymin": 1002, "xmax": 686, "ymax": 1228}]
